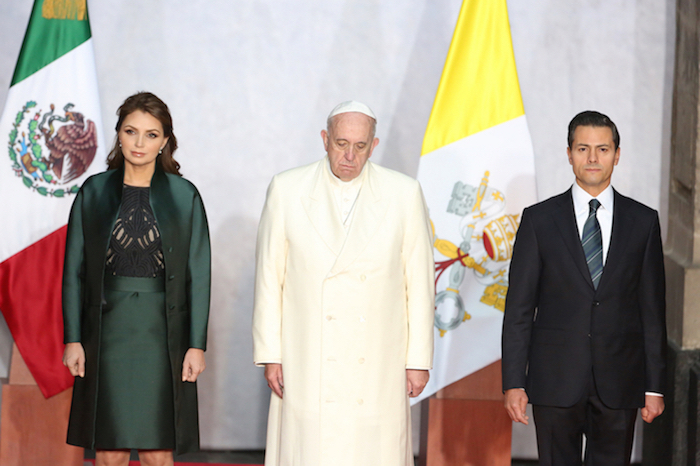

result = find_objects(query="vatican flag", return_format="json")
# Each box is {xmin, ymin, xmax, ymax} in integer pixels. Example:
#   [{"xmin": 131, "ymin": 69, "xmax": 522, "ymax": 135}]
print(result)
[
  {"xmin": 413, "ymin": 0, "xmax": 537, "ymax": 403},
  {"xmin": 0, "ymin": 0, "xmax": 105, "ymax": 397}
]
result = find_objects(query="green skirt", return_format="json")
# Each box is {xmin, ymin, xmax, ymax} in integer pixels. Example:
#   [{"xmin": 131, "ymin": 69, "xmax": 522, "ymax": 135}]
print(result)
[{"xmin": 94, "ymin": 275, "xmax": 175, "ymax": 450}]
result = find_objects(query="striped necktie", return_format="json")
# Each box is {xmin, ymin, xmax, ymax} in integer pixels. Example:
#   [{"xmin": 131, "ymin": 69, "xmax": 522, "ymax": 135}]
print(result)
[{"xmin": 582, "ymin": 199, "xmax": 603, "ymax": 288}]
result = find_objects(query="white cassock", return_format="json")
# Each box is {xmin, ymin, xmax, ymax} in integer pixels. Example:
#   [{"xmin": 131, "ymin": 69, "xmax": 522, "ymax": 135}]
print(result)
[{"xmin": 253, "ymin": 157, "xmax": 435, "ymax": 466}]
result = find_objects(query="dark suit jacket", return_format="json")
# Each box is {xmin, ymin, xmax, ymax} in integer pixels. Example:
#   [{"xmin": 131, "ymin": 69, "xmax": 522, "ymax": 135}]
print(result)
[
  {"xmin": 501, "ymin": 188, "xmax": 666, "ymax": 409},
  {"xmin": 62, "ymin": 165, "xmax": 211, "ymax": 453}
]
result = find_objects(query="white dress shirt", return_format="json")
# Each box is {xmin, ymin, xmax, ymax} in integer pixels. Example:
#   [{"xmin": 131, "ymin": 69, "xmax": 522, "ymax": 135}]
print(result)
[{"xmin": 571, "ymin": 182, "xmax": 613, "ymax": 265}]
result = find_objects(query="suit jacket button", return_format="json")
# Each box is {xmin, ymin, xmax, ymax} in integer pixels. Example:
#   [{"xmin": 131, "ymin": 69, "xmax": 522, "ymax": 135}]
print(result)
[
  {"xmin": 592, "ymin": 301, "xmax": 600, "ymax": 306},
  {"xmin": 169, "ymin": 305, "xmax": 175, "ymax": 310},
  {"xmin": 168, "ymin": 247, "xmax": 173, "ymax": 252},
  {"xmin": 169, "ymin": 275, "xmax": 175, "ymax": 280}
]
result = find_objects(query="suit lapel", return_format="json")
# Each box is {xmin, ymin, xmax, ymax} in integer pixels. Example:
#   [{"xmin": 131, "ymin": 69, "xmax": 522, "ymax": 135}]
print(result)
[
  {"xmin": 551, "ymin": 189, "xmax": 595, "ymax": 288},
  {"xmin": 301, "ymin": 160, "xmax": 346, "ymax": 256},
  {"xmin": 329, "ymin": 162, "xmax": 387, "ymax": 276},
  {"xmin": 597, "ymin": 190, "xmax": 635, "ymax": 291}
]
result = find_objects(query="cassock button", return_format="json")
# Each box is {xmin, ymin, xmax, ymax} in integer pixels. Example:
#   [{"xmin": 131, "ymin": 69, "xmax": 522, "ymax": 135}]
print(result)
[
  {"xmin": 357, "ymin": 399, "xmax": 364, "ymax": 405},
  {"xmin": 326, "ymin": 315, "xmax": 333, "ymax": 321},
  {"xmin": 358, "ymin": 358, "xmax": 365, "ymax": 364},
  {"xmin": 360, "ymin": 274, "xmax": 366, "ymax": 282}
]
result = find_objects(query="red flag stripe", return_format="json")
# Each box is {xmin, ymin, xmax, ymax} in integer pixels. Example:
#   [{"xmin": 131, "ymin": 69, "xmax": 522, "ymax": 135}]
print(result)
[{"xmin": 0, "ymin": 225, "xmax": 73, "ymax": 397}]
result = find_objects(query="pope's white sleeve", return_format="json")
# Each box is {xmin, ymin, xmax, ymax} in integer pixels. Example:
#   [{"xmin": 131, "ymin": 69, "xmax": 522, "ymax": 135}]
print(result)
[
  {"xmin": 252, "ymin": 176, "xmax": 288, "ymax": 366},
  {"xmin": 403, "ymin": 181, "xmax": 435, "ymax": 370}
]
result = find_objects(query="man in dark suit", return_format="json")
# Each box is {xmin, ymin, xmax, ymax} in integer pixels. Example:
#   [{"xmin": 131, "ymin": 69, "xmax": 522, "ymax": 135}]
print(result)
[{"xmin": 502, "ymin": 111, "xmax": 667, "ymax": 465}]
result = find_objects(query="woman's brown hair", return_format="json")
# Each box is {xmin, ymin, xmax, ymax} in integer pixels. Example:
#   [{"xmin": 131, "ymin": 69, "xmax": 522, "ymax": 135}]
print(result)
[{"xmin": 106, "ymin": 92, "xmax": 181, "ymax": 175}]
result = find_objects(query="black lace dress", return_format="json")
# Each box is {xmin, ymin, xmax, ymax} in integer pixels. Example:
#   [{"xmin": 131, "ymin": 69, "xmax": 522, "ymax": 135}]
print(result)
[
  {"xmin": 95, "ymin": 185, "xmax": 175, "ymax": 450},
  {"xmin": 105, "ymin": 186, "xmax": 165, "ymax": 278}
]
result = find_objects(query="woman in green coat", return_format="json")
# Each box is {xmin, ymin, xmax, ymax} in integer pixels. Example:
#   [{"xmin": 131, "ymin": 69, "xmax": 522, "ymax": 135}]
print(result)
[{"xmin": 62, "ymin": 92, "xmax": 211, "ymax": 466}]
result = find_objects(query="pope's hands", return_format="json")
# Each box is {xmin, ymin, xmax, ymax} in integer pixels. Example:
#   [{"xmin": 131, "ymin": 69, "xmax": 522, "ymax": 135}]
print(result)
[
  {"xmin": 265, "ymin": 365, "xmax": 427, "ymax": 399},
  {"xmin": 63, "ymin": 342, "xmax": 86, "ymax": 378},
  {"xmin": 504, "ymin": 388, "xmax": 530, "ymax": 425},
  {"xmin": 182, "ymin": 348, "xmax": 206, "ymax": 382},
  {"xmin": 265, "ymin": 363, "xmax": 284, "ymax": 398},
  {"xmin": 406, "ymin": 369, "xmax": 429, "ymax": 397}
]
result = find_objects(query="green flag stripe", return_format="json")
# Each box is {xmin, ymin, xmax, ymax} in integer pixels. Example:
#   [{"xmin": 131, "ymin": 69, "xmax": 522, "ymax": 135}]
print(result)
[{"xmin": 11, "ymin": 0, "xmax": 92, "ymax": 86}]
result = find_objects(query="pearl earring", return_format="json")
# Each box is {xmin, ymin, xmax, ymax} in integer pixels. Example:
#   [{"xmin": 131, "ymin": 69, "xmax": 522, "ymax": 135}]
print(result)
[{"xmin": 159, "ymin": 148, "xmax": 163, "ymax": 155}]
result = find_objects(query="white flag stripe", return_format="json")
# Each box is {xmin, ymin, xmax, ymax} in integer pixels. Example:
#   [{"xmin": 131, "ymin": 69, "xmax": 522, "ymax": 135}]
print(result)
[{"xmin": 413, "ymin": 115, "xmax": 537, "ymax": 404}]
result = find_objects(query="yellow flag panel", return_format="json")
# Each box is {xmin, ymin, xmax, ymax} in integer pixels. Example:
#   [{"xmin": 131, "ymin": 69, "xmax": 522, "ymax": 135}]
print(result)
[{"xmin": 422, "ymin": 0, "xmax": 524, "ymax": 155}]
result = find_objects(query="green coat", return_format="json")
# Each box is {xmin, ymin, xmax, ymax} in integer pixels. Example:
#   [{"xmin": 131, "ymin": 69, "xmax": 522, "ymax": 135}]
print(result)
[{"xmin": 62, "ymin": 166, "xmax": 211, "ymax": 454}]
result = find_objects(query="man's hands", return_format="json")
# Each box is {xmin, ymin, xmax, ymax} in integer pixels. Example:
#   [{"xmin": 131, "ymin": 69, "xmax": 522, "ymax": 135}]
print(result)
[
  {"xmin": 641, "ymin": 394, "xmax": 664, "ymax": 423},
  {"xmin": 407, "ymin": 369, "xmax": 429, "ymax": 398},
  {"xmin": 504, "ymin": 388, "xmax": 530, "ymax": 425},
  {"xmin": 63, "ymin": 342, "xmax": 85, "ymax": 378},
  {"xmin": 265, "ymin": 363, "xmax": 284, "ymax": 398},
  {"xmin": 504, "ymin": 390, "xmax": 663, "ymax": 425},
  {"xmin": 182, "ymin": 348, "xmax": 206, "ymax": 382}
]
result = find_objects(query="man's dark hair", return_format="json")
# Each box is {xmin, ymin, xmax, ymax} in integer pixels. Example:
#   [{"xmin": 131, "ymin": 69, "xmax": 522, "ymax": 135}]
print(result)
[{"xmin": 567, "ymin": 110, "xmax": 620, "ymax": 150}]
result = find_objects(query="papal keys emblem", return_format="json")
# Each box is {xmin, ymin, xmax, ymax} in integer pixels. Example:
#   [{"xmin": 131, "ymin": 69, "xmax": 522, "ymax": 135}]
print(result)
[
  {"xmin": 432, "ymin": 171, "xmax": 520, "ymax": 336},
  {"xmin": 8, "ymin": 101, "xmax": 97, "ymax": 197}
]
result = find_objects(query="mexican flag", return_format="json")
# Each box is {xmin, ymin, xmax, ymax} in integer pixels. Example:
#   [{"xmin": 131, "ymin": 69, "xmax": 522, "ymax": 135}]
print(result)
[
  {"xmin": 0, "ymin": 0, "xmax": 106, "ymax": 398},
  {"xmin": 412, "ymin": 0, "xmax": 537, "ymax": 403}
]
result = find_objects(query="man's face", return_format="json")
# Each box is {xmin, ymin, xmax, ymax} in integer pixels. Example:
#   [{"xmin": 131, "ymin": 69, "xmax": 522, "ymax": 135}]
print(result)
[
  {"xmin": 321, "ymin": 112, "xmax": 379, "ymax": 181},
  {"xmin": 567, "ymin": 125, "xmax": 620, "ymax": 197}
]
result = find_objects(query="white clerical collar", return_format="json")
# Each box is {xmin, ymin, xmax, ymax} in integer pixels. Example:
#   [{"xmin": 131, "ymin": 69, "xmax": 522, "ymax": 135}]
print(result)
[{"xmin": 571, "ymin": 182, "xmax": 614, "ymax": 215}]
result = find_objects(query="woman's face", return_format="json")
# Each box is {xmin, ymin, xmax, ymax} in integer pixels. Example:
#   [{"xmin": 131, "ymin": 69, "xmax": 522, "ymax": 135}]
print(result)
[{"xmin": 118, "ymin": 110, "xmax": 168, "ymax": 171}]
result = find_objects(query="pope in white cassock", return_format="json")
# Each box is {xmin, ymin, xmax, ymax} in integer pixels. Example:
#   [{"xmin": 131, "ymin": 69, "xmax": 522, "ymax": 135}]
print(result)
[{"xmin": 253, "ymin": 101, "xmax": 435, "ymax": 466}]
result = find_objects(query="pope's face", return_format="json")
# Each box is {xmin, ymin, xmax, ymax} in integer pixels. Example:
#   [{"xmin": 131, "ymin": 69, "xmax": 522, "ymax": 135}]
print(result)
[
  {"xmin": 567, "ymin": 125, "xmax": 620, "ymax": 197},
  {"xmin": 321, "ymin": 112, "xmax": 379, "ymax": 181}
]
